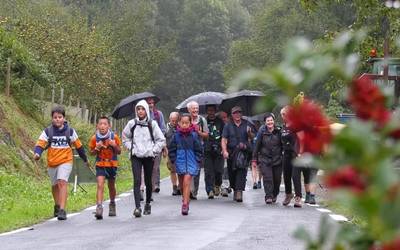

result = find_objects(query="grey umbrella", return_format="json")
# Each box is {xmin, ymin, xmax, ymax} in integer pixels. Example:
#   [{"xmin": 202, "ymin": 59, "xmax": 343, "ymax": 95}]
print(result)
[
  {"xmin": 176, "ymin": 92, "xmax": 226, "ymax": 113},
  {"xmin": 111, "ymin": 92, "xmax": 159, "ymax": 119},
  {"xmin": 219, "ymin": 90, "xmax": 265, "ymax": 116}
]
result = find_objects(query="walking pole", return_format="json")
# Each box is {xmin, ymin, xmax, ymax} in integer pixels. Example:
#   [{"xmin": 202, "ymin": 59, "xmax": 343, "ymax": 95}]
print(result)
[{"xmin": 73, "ymin": 174, "xmax": 78, "ymax": 194}]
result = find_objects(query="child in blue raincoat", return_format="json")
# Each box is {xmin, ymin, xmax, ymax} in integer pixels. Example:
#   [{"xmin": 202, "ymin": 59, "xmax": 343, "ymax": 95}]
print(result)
[{"xmin": 168, "ymin": 114, "xmax": 202, "ymax": 215}]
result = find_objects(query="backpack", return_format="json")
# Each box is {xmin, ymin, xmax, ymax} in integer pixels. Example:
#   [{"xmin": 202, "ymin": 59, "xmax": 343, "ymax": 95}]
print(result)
[
  {"xmin": 45, "ymin": 125, "xmax": 72, "ymax": 149},
  {"xmin": 130, "ymin": 120, "xmax": 155, "ymax": 157}
]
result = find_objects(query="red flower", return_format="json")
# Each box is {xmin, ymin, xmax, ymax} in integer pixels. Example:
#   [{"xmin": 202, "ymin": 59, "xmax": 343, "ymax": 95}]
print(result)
[
  {"xmin": 348, "ymin": 76, "xmax": 391, "ymax": 127},
  {"xmin": 382, "ymin": 237, "xmax": 400, "ymax": 250},
  {"xmin": 287, "ymin": 99, "xmax": 332, "ymax": 154},
  {"xmin": 325, "ymin": 165, "xmax": 367, "ymax": 194}
]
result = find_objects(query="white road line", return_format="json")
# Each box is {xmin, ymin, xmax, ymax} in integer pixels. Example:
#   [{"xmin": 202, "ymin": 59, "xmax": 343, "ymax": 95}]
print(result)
[
  {"xmin": 307, "ymin": 204, "xmax": 320, "ymax": 207},
  {"xmin": 316, "ymin": 208, "xmax": 332, "ymax": 213},
  {"xmin": 0, "ymin": 227, "xmax": 32, "ymax": 237},
  {"xmin": 329, "ymin": 214, "xmax": 348, "ymax": 222},
  {"xmin": 84, "ymin": 205, "xmax": 97, "ymax": 211},
  {"xmin": 118, "ymin": 192, "xmax": 132, "ymax": 197}
]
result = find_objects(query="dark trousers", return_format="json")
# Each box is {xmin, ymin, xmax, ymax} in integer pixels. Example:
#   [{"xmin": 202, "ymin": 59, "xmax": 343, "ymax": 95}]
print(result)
[
  {"xmin": 204, "ymin": 152, "xmax": 224, "ymax": 193},
  {"xmin": 260, "ymin": 164, "xmax": 282, "ymax": 199},
  {"xmin": 282, "ymin": 151, "xmax": 295, "ymax": 195},
  {"xmin": 131, "ymin": 156, "xmax": 154, "ymax": 208},
  {"xmin": 227, "ymin": 158, "xmax": 248, "ymax": 191},
  {"xmin": 292, "ymin": 167, "xmax": 318, "ymax": 198}
]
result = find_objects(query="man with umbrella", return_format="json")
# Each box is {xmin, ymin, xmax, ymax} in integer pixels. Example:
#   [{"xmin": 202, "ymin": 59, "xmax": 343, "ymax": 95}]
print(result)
[
  {"xmin": 204, "ymin": 104, "xmax": 225, "ymax": 199},
  {"xmin": 221, "ymin": 106, "xmax": 255, "ymax": 202}
]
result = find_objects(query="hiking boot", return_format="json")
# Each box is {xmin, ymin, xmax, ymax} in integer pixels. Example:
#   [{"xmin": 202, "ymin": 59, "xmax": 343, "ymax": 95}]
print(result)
[
  {"xmin": 172, "ymin": 185, "xmax": 179, "ymax": 196},
  {"xmin": 208, "ymin": 190, "xmax": 215, "ymax": 199},
  {"xmin": 53, "ymin": 204, "xmax": 60, "ymax": 217},
  {"xmin": 257, "ymin": 181, "xmax": 262, "ymax": 189},
  {"xmin": 140, "ymin": 190, "xmax": 144, "ymax": 201},
  {"xmin": 294, "ymin": 196, "xmax": 302, "ymax": 208},
  {"xmin": 176, "ymin": 189, "xmax": 182, "ymax": 195},
  {"xmin": 57, "ymin": 209, "xmax": 67, "ymax": 220},
  {"xmin": 221, "ymin": 188, "xmax": 229, "ymax": 197},
  {"xmin": 190, "ymin": 192, "xmax": 197, "ymax": 200},
  {"xmin": 95, "ymin": 205, "xmax": 103, "ymax": 220},
  {"xmin": 272, "ymin": 196, "xmax": 277, "ymax": 203},
  {"xmin": 265, "ymin": 196, "xmax": 273, "ymax": 204},
  {"xmin": 143, "ymin": 203, "xmax": 151, "ymax": 215},
  {"xmin": 181, "ymin": 203, "xmax": 189, "ymax": 216},
  {"xmin": 236, "ymin": 191, "xmax": 243, "ymax": 202},
  {"xmin": 282, "ymin": 193, "xmax": 294, "ymax": 206},
  {"xmin": 253, "ymin": 183, "xmax": 258, "ymax": 189},
  {"xmin": 109, "ymin": 202, "xmax": 116, "ymax": 217},
  {"xmin": 154, "ymin": 187, "xmax": 160, "ymax": 193},
  {"xmin": 305, "ymin": 193, "xmax": 311, "ymax": 203},
  {"xmin": 214, "ymin": 186, "xmax": 220, "ymax": 196},
  {"xmin": 133, "ymin": 208, "xmax": 142, "ymax": 218},
  {"xmin": 309, "ymin": 194, "xmax": 316, "ymax": 205}
]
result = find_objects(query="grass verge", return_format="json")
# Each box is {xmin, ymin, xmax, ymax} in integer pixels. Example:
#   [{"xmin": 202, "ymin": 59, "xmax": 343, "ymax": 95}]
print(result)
[{"xmin": 0, "ymin": 155, "xmax": 169, "ymax": 233}]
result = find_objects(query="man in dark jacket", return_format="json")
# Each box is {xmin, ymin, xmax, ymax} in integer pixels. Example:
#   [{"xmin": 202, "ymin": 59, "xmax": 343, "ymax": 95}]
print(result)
[
  {"xmin": 221, "ymin": 106, "xmax": 254, "ymax": 202},
  {"xmin": 252, "ymin": 113, "xmax": 283, "ymax": 204},
  {"xmin": 204, "ymin": 105, "xmax": 225, "ymax": 199}
]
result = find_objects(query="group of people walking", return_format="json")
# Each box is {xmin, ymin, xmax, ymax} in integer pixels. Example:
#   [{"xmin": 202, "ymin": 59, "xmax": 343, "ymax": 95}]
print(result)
[{"xmin": 34, "ymin": 96, "xmax": 318, "ymax": 220}]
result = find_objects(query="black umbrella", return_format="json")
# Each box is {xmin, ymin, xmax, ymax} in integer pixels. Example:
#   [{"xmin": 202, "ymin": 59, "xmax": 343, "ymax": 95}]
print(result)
[
  {"xmin": 111, "ymin": 92, "xmax": 160, "ymax": 119},
  {"xmin": 176, "ymin": 92, "xmax": 226, "ymax": 113},
  {"xmin": 219, "ymin": 90, "xmax": 265, "ymax": 116}
]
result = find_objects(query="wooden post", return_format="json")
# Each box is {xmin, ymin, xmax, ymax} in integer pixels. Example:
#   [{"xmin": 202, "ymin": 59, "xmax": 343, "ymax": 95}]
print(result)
[
  {"xmin": 60, "ymin": 87, "xmax": 64, "ymax": 105},
  {"xmin": 81, "ymin": 102, "xmax": 86, "ymax": 121},
  {"xmin": 51, "ymin": 84, "xmax": 55, "ymax": 107},
  {"xmin": 5, "ymin": 58, "xmax": 11, "ymax": 96}
]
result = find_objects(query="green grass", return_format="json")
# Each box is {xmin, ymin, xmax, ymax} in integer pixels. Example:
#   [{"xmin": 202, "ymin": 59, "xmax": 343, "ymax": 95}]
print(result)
[{"xmin": 0, "ymin": 157, "xmax": 169, "ymax": 233}]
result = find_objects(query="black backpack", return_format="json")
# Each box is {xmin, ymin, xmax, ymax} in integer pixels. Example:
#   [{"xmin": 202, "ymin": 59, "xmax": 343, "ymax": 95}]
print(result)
[{"xmin": 44, "ymin": 125, "xmax": 72, "ymax": 149}]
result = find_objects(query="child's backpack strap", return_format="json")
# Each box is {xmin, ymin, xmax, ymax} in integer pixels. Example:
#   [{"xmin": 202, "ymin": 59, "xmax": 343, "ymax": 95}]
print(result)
[{"xmin": 148, "ymin": 120, "xmax": 155, "ymax": 143}]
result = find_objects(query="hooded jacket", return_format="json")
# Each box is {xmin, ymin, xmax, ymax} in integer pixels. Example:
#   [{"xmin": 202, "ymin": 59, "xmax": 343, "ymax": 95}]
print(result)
[{"xmin": 122, "ymin": 100, "xmax": 166, "ymax": 158}]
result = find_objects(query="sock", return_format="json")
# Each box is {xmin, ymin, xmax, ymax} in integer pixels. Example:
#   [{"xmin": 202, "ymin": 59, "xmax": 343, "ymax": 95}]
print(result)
[{"xmin": 110, "ymin": 200, "xmax": 115, "ymax": 204}]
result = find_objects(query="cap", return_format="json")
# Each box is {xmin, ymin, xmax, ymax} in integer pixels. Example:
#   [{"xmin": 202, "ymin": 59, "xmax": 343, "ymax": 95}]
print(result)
[{"xmin": 231, "ymin": 106, "xmax": 242, "ymax": 114}]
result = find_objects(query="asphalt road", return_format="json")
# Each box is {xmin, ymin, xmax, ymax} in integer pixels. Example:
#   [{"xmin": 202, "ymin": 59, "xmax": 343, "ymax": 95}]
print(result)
[{"xmin": 0, "ymin": 171, "xmax": 324, "ymax": 250}]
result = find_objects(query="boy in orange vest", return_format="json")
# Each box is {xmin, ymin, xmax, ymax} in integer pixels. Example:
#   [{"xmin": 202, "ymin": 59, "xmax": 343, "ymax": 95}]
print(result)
[{"xmin": 89, "ymin": 116, "xmax": 121, "ymax": 220}]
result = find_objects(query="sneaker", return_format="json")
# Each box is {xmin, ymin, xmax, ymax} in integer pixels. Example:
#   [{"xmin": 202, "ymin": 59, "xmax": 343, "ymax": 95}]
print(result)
[
  {"xmin": 140, "ymin": 190, "xmax": 144, "ymax": 201},
  {"xmin": 227, "ymin": 187, "xmax": 232, "ymax": 193},
  {"xmin": 294, "ymin": 196, "xmax": 302, "ymax": 208},
  {"xmin": 236, "ymin": 191, "xmax": 243, "ymax": 202},
  {"xmin": 221, "ymin": 188, "xmax": 229, "ymax": 197},
  {"xmin": 143, "ymin": 203, "xmax": 151, "ymax": 215},
  {"xmin": 208, "ymin": 190, "xmax": 214, "ymax": 199},
  {"xmin": 95, "ymin": 205, "xmax": 103, "ymax": 220},
  {"xmin": 265, "ymin": 197, "xmax": 273, "ymax": 204},
  {"xmin": 109, "ymin": 202, "xmax": 116, "ymax": 217},
  {"xmin": 176, "ymin": 189, "xmax": 182, "ymax": 195},
  {"xmin": 253, "ymin": 183, "xmax": 257, "ymax": 189},
  {"xmin": 53, "ymin": 204, "xmax": 60, "ymax": 217},
  {"xmin": 305, "ymin": 193, "xmax": 311, "ymax": 204},
  {"xmin": 133, "ymin": 208, "xmax": 142, "ymax": 218},
  {"xmin": 181, "ymin": 203, "xmax": 189, "ymax": 216},
  {"xmin": 257, "ymin": 181, "xmax": 262, "ymax": 189},
  {"xmin": 57, "ymin": 209, "xmax": 67, "ymax": 220},
  {"xmin": 272, "ymin": 196, "xmax": 277, "ymax": 203},
  {"xmin": 309, "ymin": 194, "xmax": 316, "ymax": 205},
  {"xmin": 154, "ymin": 187, "xmax": 160, "ymax": 193},
  {"xmin": 214, "ymin": 186, "xmax": 220, "ymax": 196},
  {"xmin": 282, "ymin": 193, "xmax": 294, "ymax": 206},
  {"xmin": 190, "ymin": 193, "xmax": 197, "ymax": 200},
  {"xmin": 172, "ymin": 185, "xmax": 179, "ymax": 196}
]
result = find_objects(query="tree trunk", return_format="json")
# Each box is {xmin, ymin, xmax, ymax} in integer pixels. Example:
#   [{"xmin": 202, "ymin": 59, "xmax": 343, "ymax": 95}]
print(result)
[{"xmin": 5, "ymin": 58, "xmax": 11, "ymax": 96}]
